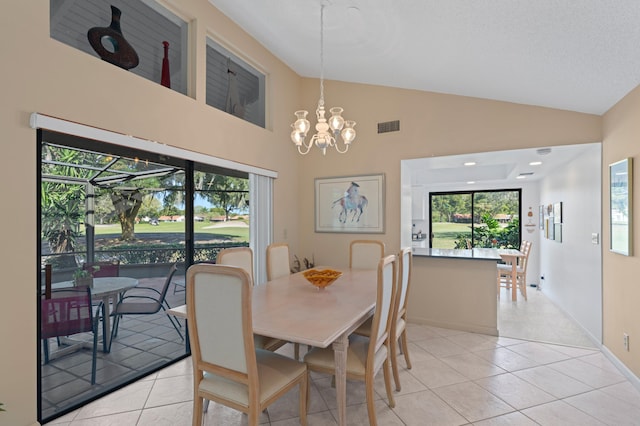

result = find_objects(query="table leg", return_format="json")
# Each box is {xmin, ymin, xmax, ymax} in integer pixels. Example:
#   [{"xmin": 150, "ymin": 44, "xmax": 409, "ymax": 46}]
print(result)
[
  {"xmin": 101, "ymin": 295, "xmax": 112, "ymax": 352},
  {"xmin": 332, "ymin": 333, "xmax": 349, "ymax": 426},
  {"xmin": 511, "ymin": 261, "xmax": 518, "ymax": 300}
]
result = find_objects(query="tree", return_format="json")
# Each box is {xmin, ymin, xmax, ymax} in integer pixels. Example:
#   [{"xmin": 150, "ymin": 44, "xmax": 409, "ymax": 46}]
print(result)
[
  {"xmin": 94, "ymin": 191, "xmax": 117, "ymax": 224},
  {"xmin": 196, "ymin": 174, "xmax": 248, "ymax": 221},
  {"xmin": 41, "ymin": 146, "xmax": 93, "ymax": 254},
  {"xmin": 138, "ymin": 193, "xmax": 163, "ymax": 219},
  {"xmin": 432, "ymin": 193, "xmax": 471, "ymax": 222},
  {"xmin": 110, "ymin": 189, "xmax": 143, "ymax": 241},
  {"xmin": 41, "ymin": 182, "xmax": 84, "ymax": 253}
]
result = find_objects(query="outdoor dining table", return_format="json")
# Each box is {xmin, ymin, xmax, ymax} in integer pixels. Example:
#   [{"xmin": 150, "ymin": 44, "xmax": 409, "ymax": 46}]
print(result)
[
  {"xmin": 168, "ymin": 266, "xmax": 377, "ymax": 426},
  {"xmin": 51, "ymin": 276, "xmax": 138, "ymax": 352}
]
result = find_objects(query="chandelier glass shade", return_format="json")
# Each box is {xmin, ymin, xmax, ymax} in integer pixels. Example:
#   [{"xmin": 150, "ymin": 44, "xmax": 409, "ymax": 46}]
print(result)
[{"xmin": 290, "ymin": 5, "xmax": 356, "ymax": 155}]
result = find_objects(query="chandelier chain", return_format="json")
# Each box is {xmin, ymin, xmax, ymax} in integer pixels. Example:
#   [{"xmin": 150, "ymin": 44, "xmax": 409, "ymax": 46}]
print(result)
[{"xmin": 319, "ymin": 4, "xmax": 325, "ymax": 107}]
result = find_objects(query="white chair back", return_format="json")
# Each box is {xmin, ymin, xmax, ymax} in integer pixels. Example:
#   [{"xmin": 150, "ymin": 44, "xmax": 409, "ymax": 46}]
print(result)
[
  {"xmin": 371, "ymin": 255, "xmax": 397, "ymax": 352},
  {"xmin": 266, "ymin": 243, "xmax": 290, "ymax": 280},
  {"xmin": 395, "ymin": 247, "xmax": 412, "ymax": 321},
  {"xmin": 217, "ymin": 247, "xmax": 254, "ymax": 285},
  {"xmin": 350, "ymin": 240, "xmax": 385, "ymax": 270},
  {"xmin": 187, "ymin": 264, "xmax": 308, "ymax": 426},
  {"xmin": 187, "ymin": 264, "xmax": 255, "ymax": 375}
]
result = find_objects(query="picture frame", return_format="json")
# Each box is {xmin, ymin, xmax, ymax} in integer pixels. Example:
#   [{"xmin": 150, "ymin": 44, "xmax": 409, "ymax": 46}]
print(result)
[
  {"xmin": 315, "ymin": 173, "xmax": 385, "ymax": 233},
  {"xmin": 610, "ymin": 158, "xmax": 633, "ymax": 256},
  {"xmin": 553, "ymin": 202, "xmax": 563, "ymax": 224},
  {"xmin": 539, "ymin": 205, "xmax": 545, "ymax": 229},
  {"xmin": 554, "ymin": 223, "xmax": 562, "ymax": 242},
  {"xmin": 544, "ymin": 218, "xmax": 550, "ymax": 239}
]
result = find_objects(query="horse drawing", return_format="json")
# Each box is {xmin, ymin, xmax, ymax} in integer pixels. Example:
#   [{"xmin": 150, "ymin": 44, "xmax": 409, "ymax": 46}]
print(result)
[{"xmin": 332, "ymin": 182, "xmax": 368, "ymax": 223}]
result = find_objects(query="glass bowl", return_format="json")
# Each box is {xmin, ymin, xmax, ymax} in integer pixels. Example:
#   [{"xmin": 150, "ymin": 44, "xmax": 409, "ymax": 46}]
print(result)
[{"xmin": 302, "ymin": 269, "xmax": 343, "ymax": 289}]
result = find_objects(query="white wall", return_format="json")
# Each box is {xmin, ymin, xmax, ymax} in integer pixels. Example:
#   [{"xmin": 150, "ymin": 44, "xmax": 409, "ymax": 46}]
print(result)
[{"xmin": 539, "ymin": 143, "xmax": 602, "ymax": 343}]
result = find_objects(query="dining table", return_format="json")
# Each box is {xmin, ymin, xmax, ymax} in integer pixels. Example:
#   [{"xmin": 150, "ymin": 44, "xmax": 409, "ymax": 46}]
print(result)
[
  {"xmin": 168, "ymin": 266, "xmax": 377, "ymax": 426},
  {"xmin": 498, "ymin": 249, "xmax": 525, "ymax": 300},
  {"xmin": 51, "ymin": 276, "xmax": 139, "ymax": 352}
]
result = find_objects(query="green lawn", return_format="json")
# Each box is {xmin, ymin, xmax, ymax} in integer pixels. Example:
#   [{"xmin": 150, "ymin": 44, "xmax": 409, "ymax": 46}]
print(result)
[
  {"xmin": 92, "ymin": 221, "xmax": 249, "ymax": 241},
  {"xmin": 431, "ymin": 222, "xmax": 471, "ymax": 249}
]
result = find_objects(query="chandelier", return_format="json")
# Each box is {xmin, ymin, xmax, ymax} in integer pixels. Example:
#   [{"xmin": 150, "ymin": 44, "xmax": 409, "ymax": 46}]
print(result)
[{"xmin": 290, "ymin": 4, "xmax": 356, "ymax": 155}]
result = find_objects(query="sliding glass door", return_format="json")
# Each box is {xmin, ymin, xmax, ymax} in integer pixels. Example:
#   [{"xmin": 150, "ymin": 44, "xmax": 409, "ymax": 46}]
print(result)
[
  {"xmin": 38, "ymin": 131, "xmax": 254, "ymax": 422},
  {"xmin": 429, "ymin": 189, "xmax": 521, "ymax": 249}
]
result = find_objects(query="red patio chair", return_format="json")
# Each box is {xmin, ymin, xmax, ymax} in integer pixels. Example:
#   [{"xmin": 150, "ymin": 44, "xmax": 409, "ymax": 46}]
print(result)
[{"xmin": 41, "ymin": 286, "xmax": 101, "ymax": 384}]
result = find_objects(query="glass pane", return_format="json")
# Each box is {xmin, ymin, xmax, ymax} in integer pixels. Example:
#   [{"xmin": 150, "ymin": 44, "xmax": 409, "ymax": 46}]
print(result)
[
  {"xmin": 430, "ymin": 193, "xmax": 472, "ymax": 249},
  {"xmin": 206, "ymin": 38, "xmax": 266, "ymax": 128},
  {"xmin": 473, "ymin": 191, "xmax": 520, "ymax": 249},
  {"xmin": 50, "ymin": 0, "xmax": 188, "ymax": 95},
  {"xmin": 429, "ymin": 190, "xmax": 520, "ymax": 249},
  {"xmin": 472, "ymin": 191, "xmax": 520, "ymax": 248},
  {"xmin": 192, "ymin": 170, "xmax": 250, "ymax": 263}
]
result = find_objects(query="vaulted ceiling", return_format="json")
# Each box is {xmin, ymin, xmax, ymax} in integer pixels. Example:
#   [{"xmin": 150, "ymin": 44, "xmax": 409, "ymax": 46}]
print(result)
[
  {"xmin": 209, "ymin": 0, "xmax": 640, "ymax": 115},
  {"xmin": 210, "ymin": 1, "xmax": 618, "ymax": 183}
]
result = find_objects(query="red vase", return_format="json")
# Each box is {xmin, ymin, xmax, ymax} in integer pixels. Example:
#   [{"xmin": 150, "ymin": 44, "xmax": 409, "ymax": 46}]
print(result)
[{"xmin": 161, "ymin": 41, "xmax": 171, "ymax": 88}]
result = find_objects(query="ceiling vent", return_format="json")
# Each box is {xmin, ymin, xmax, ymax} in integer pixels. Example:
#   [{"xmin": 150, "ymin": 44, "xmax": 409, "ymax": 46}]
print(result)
[
  {"xmin": 519, "ymin": 172, "xmax": 534, "ymax": 176},
  {"xmin": 377, "ymin": 120, "xmax": 400, "ymax": 134},
  {"xmin": 536, "ymin": 148, "xmax": 552, "ymax": 156}
]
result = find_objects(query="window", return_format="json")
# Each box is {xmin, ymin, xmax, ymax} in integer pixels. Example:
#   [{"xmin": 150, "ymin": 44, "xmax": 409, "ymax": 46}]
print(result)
[
  {"xmin": 206, "ymin": 38, "xmax": 266, "ymax": 128},
  {"xmin": 50, "ymin": 0, "xmax": 188, "ymax": 94},
  {"xmin": 429, "ymin": 189, "xmax": 521, "ymax": 249}
]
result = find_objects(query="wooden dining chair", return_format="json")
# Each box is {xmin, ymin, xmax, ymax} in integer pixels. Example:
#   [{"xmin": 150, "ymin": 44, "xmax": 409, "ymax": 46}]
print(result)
[
  {"xmin": 349, "ymin": 239, "xmax": 385, "ymax": 269},
  {"xmin": 217, "ymin": 247, "xmax": 287, "ymax": 352},
  {"xmin": 390, "ymin": 247, "xmax": 413, "ymax": 390},
  {"xmin": 186, "ymin": 264, "xmax": 308, "ymax": 426},
  {"xmin": 304, "ymin": 255, "xmax": 397, "ymax": 426},
  {"xmin": 266, "ymin": 242, "xmax": 291, "ymax": 281},
  {"xmin": 354, "ymin": 247, "xmax": 413, "ymax": 391},
  {"xmin": 497, "ymin": 241, "xmax": 532, "ymax": 300},
  {"xmin": 265, "ymin": 242, "xmax": 308, "ymax": 359},
  {"xmin": 218, "ymin": 247, "xmax": 255, "ymax": 283}
]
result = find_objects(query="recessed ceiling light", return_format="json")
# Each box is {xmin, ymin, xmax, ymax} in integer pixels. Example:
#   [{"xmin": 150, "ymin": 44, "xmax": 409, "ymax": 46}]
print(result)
[
  {"xmin": 516, "ymin": 175, "xmax": 526, "ymax": 179},
  {"xmin": 529, "ymin": 161, "xmax": 542, "ymax": 166},
  {"xmin": 464, "ymin": 162, "xmax": 476, "ymax": 166},
  {"xmin": 467, "ymin": 181, "xmax": 475, "ymax": 184}
]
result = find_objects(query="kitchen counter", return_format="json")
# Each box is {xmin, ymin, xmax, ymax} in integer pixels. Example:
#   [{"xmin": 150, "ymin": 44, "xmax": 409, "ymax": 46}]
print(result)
[
  {"xmin": 413, "ymin": 247, "xmax": 504, "ymax": 260},
  {"xmin": 407, "ymin": 249, "xmax": 502, "ymax": 336}
]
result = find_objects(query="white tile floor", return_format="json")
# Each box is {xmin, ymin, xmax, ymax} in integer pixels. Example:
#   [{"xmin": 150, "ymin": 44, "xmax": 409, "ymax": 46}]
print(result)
[
  {"xmin": 47, "ymin": 322, "xmax": 640, "ymax": 426},
  {"xmin": 498, "ymin": 286, "xmax": 597, "ymax": 348}
]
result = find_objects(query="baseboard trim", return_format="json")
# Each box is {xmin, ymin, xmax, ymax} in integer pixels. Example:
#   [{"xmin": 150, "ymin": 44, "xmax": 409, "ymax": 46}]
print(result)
[
  {"xmin": 408, "ymin": 317, "xmax": 498, "ymax": 336},
  {"xmin": 601, "ymin": 345, "xmax": 640, "ymax": 393}
]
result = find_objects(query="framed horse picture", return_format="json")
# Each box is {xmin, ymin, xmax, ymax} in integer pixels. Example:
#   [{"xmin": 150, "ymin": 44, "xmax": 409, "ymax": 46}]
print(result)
[{"xmin": 315, "ymin": 173, "xmax": 385, "ymax": 233}]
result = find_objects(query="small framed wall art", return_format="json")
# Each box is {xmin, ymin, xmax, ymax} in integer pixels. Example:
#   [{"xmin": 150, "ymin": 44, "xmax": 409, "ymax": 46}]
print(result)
[{"xmin": 609, "ymin": 158, "xmax": 633, "ymax": 256}]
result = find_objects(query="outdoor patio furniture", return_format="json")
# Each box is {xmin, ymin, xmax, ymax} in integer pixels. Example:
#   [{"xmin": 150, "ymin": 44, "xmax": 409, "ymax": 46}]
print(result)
[
  {"xmin": 41, "ymin": 286, "xmax": 101, "ymax": 385},
  {"xmin": 110, "ymin": 263, "xmax": 183, "ymax": 350}
]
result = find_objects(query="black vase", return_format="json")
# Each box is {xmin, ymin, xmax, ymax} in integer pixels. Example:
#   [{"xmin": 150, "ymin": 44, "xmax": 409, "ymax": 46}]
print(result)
[{"xmin": 87, "ymin": 5, "xmax": 139, "ymax": 70}]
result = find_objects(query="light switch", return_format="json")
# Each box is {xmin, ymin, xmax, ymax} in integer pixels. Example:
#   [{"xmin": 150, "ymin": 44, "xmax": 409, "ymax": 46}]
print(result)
[{"xmin": 591, "ymin": 233, "xmax": 599, "ymax": 244}]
